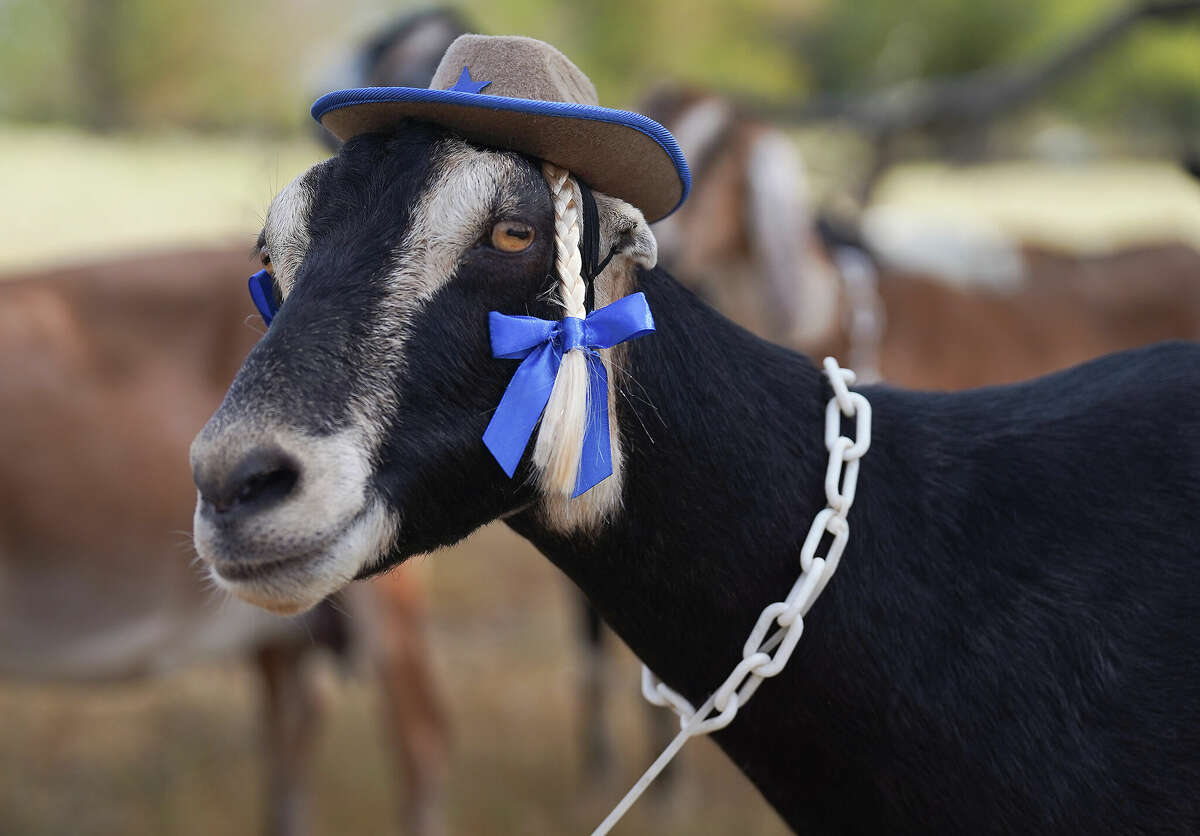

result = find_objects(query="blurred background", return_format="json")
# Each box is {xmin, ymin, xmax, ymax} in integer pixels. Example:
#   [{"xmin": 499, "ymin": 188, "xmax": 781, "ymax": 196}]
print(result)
[
  {"xmin": 3, "ymin": 0, "xmax": 1200, "ymax": 270},
  {"xmin": 0, "ymin": 1, "xmax": 1198, "ymax": 834}
]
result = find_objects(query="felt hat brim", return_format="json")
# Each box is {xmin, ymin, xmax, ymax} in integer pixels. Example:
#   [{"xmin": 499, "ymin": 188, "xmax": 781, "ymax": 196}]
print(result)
[{"xmin": 312, "ymin": 87, "xmax": 691, "ymax": 222}]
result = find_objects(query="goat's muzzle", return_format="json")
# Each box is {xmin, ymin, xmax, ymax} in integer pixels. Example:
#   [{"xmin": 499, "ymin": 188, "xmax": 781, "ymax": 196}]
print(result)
[{"xmin": 189, "ymin": 419, "xmax": 392, "ymax": 615}]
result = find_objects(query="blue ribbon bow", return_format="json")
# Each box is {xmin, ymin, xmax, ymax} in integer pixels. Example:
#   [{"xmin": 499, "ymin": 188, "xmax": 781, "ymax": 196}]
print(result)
[
  {"xmin": 483, "ymin": 292, "xmax": 656, "ymax": 497},
  {"xmin": 248, "ymin": 269, "xmax": 279, "ymax": 325}
]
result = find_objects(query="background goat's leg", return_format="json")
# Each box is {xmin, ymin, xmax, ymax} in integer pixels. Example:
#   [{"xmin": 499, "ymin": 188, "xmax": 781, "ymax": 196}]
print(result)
[
  {"xmin": 257, "ymin": 644, "xmax": 323, "ymax": 836},
  {"xmin": 373, "ymin": 572, "xmax": 450, "ymax": 836},
  {"xmin": 578, "ymin": 593, "xmax": 614, "ymax": 780},
  {"xmin": 577, "ymin": 593, "xmax": 680, "ymax": 794}
]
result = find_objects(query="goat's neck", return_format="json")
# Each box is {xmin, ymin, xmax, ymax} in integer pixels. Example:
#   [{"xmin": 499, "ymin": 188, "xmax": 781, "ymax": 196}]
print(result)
[{"xmin": 507, "ymin": 266, "xmax": 831, "ymax": 702}]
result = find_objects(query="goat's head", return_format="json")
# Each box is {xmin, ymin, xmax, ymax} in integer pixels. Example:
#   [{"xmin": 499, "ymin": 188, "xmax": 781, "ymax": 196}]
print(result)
[{"xmin": 190, "ymin": 121, "xmax": 656, "ymax": 613}]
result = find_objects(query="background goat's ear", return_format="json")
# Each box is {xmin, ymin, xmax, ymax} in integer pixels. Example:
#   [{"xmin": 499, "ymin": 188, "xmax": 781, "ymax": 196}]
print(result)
[{"xmin": 594, "ymin": 193, "xmax": 658, "ymax": 276}]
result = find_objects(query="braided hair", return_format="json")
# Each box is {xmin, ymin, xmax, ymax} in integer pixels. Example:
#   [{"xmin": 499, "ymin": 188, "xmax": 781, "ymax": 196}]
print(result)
[{"xmin": 532, "ymin": 162, "xmax": 592, "ymax": 497}]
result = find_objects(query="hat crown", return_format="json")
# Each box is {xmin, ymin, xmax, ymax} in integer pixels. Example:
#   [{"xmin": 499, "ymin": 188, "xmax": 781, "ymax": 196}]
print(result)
[{"xmin": 429, "ymin": 35, "xmax": 599, "ymax": 106}]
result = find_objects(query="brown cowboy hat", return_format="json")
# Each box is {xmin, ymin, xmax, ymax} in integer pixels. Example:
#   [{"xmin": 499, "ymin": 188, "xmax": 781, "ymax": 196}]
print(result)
[{"xmin": 311, "ymin": 34, "xmax": 691, "ymax": 222}]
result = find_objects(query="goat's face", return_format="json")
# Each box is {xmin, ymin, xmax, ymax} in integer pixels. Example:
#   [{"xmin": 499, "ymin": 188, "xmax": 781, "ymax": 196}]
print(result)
[{"xmin": 190, "ymin": 123, "xmax": 654, "ymax": 613}]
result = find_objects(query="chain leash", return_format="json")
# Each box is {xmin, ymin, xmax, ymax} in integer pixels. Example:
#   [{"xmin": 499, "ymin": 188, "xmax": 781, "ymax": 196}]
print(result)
[{"xmin": 591, "ymin": 357, "xmax": 872, "ymax": 836}]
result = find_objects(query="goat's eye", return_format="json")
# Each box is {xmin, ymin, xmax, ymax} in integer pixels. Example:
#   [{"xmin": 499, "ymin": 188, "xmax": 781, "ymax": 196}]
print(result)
[
  {"xmin": 260, "ymin": 249, "xmax": 274, "ymax": 275},
  {"xmin": 490, "ymin": 220, "xmax": 535, "ymax": 253}
]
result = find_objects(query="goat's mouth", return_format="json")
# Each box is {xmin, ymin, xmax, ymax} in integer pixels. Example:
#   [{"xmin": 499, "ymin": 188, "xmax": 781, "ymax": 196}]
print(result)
[
  {"xmin": 210, "ymin": 550, "xmax": 312, "ymax": 583},
  {"xmin": 198, "ymin": 501, "xmax": 397, "ymax": 615},
  {"xmin": 208, "ymin": 555, "xmax": 324, "ymax": 615},
  {"xmin": 208, "ymin": 556, "xmax": 338, "ymax": 615}
]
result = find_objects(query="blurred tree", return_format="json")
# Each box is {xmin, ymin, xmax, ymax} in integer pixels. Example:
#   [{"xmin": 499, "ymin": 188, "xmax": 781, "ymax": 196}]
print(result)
[
  {"xmin": 794, "ymin": 0, "xmax": 1040, "ymax": 92},
  {"xmin": 0, "ymin": 0, "xmax": 77, "ymax": 122},
  {"xmin": 0, "ymin": 0, "xmax": 396, "ymax": 132},
  {"xmin": 0, "ymin": 0, "xmax": 1195, "ymax": 146},
  {"xmin": 463, "ymin": 0, "xmax": 816, "ymax": 106},
  {"xmin": 76, "ymin": 0, "xmax": 123, "ymax": 130},
  {"xmin": 758, "ymin": 0, "xmax": 1200, "ymax": 198},
  {"xmin": 1057, "ymin": 19, "xmax": 1200, "ymax": 145}
]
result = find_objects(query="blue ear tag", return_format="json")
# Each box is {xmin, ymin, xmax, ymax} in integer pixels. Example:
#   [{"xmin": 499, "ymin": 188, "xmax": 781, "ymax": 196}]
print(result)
[{"xmin": 248, "ymin": 269, "xmax": 280, "ymax": 326}]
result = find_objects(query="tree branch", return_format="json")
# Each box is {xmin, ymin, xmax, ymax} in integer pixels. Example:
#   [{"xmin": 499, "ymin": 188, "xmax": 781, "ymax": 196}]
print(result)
[{"xmin": 749, "ymin": 1, "xmax": 1200, "ymax": 138}]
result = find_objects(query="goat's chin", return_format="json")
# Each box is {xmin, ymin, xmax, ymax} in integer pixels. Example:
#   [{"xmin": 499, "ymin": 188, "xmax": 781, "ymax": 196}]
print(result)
[
  {"xmin": 215, "ymin": 577, "xmax": 321, "ymax": 616},
  {"xmin": 196, "ymin": 500, "xmax": 397, "ymax": 614},
  {"xmin": 206, "ymin": 557, "xmax": 343, "ymax": 615}
]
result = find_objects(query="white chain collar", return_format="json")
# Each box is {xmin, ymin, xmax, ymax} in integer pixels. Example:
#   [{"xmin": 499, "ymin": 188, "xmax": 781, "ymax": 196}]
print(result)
[{"xmin": 592, "ymin": 357, "xmax": 872, "ymax": 836}]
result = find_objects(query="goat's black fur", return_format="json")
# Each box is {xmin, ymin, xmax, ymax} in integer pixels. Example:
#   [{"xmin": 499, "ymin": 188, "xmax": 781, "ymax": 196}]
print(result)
[
  {"xmin": 212, "ymin": 129, "xmax": 1200, "ymax": 833},
  {"xmin": 510, "ymin": 265, "xmax": 1200, "ymax": 834}
]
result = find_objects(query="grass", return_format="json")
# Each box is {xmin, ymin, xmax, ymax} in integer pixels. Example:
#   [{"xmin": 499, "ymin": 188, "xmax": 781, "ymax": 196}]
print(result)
[
  {"xmin": 0, "ymin": 125, "xmax": 325, "ymax": 272},
  {"xmin": 3, "ymin": 123, "xmax": 1199, "ymax": 274}
]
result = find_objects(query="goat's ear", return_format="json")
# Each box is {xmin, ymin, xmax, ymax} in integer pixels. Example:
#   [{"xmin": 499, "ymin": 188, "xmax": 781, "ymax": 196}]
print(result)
[{"xmin": 593, "ymin": 193, "xmax": 658, "ymax": 303}]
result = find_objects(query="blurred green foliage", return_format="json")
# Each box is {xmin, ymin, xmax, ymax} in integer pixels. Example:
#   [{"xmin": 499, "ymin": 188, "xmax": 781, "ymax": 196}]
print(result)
[
  {"xmin": 1058, "ymin": 20, "xmax": 1200, "ymax": 138},
  {"xmin": 0, "ymin": 0, "xmax": 1196, "ymax": 137},
  {"xmin": 799, "ymin": 0, "xmax": 1042, "ymax": 89}
]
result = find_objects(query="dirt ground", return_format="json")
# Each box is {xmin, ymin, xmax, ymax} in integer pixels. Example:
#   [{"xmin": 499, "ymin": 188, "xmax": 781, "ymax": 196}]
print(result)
[{"xmin": 0, "ymin": 523, "xmax": 790, "ymax": 835}]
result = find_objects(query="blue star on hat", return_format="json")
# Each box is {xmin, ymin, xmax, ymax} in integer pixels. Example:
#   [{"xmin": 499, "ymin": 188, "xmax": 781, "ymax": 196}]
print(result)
[{"xmin": 449, "ymin": 67, "xmax": 491, "ymax": 94}]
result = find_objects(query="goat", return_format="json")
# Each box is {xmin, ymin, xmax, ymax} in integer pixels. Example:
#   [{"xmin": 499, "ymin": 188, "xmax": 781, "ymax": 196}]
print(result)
[
  {"xmin": 190, "ymin": 124, "xmax": 1200, "ymax": 834},
  {"xmin": 0, "ymin": 247, "xmax": 448, "ymax": 836},
  {"xmin": 641, "ymin": 84, "xmax": 839, "ymax": 350}
]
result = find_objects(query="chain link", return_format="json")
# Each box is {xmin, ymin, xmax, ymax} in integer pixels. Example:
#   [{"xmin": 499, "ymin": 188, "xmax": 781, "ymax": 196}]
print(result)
[{"xmin": 592, "ymin": 357, "xmax": 872, "ymax": 836}]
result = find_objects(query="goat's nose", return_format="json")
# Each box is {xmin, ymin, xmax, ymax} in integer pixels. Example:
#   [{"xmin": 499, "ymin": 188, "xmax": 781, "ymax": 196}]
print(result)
[{"xmin": 194, "ymin": 446, "xmax": 300, "ymax": 518}]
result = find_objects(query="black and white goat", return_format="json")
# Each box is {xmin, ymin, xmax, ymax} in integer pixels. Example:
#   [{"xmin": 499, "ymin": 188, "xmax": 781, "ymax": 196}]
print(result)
[{"xmin": 191, "ymin": 123, "xmax": 1200, "ymax": 834}]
